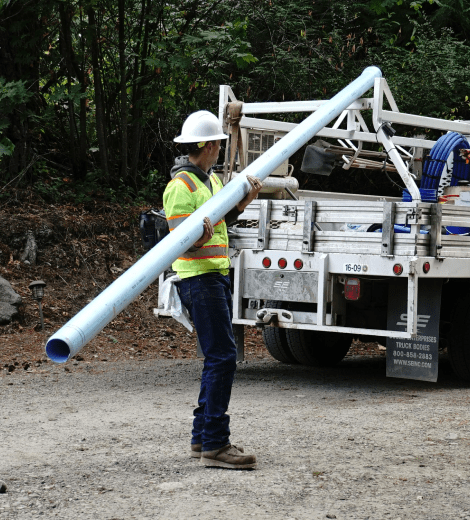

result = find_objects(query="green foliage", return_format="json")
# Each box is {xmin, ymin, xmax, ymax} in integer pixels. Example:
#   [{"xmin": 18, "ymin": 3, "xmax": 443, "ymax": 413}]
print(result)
[
  {"xmin": 31, "ymin": 164, "xmax": 167, "ymax": 205},
  {"xmin": 0, "ymin": 78, "xmax": 33, "ymax": 166},
  {"xmin": 0, "ymin": 78, "xmax": 31, "ymax": 116},
  {"xmin": 228, "ymin": 0, "xmax": 377, "ymax": 107},
  {"xmin": 1, "ymin": 0, "xmax": 469, "ymax": 202},
  {"xmin": 0, "ymin": 137, "xmax": 14, "ymax": 157},
  {"xmin": 369, "ymin": 0, "xmax": 435, "ymax": 14},
  {"xmin": 370, "ymin": 21, "xmax": 470, "ymax": 118},
  {"xmin": 34, "ymin": 176, "xmax": 70, "ymax": 204},
  {"xmin": 0, "ymin": 77, "xmax": 32, "ymax": 138}
]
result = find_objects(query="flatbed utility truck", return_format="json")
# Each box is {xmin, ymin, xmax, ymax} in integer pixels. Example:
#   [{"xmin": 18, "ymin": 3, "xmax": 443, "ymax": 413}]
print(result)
[{"xmin": 155, "ymin": 76, "xmax": 470, "ymax": 383}]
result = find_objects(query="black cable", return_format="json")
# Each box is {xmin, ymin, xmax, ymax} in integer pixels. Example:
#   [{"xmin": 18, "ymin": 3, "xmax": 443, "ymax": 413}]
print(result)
[{"xmin": 381, "ymin": 153, "xmax": 404, "ymax": 191}]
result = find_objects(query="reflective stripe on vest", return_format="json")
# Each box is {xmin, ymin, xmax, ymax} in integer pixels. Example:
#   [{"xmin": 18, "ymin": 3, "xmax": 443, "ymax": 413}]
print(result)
[
  {"xmin": 178, "ymin": 244, "xmax": 228, "ymax": 261},
  {"xmin": 171, "ymin": 172, "xmax": 198, "ymax": 193},
  {"xmin": 167, "ymin": 213, "xmax": 191, "ymax": 231}
]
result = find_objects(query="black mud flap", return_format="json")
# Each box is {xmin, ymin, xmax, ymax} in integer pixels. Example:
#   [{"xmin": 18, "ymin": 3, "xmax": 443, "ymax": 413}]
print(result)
[{"xmin": 386, "ymin": 279, "xmax": 442, "ymax": 382}]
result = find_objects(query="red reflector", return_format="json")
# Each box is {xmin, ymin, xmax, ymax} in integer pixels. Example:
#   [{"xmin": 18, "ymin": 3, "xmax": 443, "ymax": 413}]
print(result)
[
  {"xmin": 393, "ymin": 263, "xmax": 403, "ymax": 275},
  {"xmin": 294, "ymin": 259, "xmax": 303, "ymax": 270},
  {"xmin": 344, "ymin": 278, "xmax": 360, "ymax": 300},
  {"xmin": 278, "ymin": 258, "xmax": 287, "ymax": 269},
  {"xmin": 423, "ymin": 261, "xmax": 431, "ymax": 274},
  {"xmin": 262, "ymin": 257, "xmax": 271, "ymax": 268}
]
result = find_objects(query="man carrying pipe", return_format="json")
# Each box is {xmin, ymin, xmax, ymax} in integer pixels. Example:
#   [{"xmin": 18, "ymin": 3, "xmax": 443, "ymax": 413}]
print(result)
[{"xmin": 163, "ymin": 110, "xmax": 262, "ymax": 469}]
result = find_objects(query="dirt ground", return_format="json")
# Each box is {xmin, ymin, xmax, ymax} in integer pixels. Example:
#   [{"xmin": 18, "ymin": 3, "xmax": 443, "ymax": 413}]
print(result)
[
  {"xmin": 0, "ymin": 197, "xmax": 381, "ymax": 370},
  {"xmin": 2, "ymin": 354, "xmax": 470, "ymax": 520}
]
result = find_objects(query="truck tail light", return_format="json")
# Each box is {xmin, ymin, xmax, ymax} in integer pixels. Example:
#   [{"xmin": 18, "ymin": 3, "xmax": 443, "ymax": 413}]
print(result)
[
  {"xmin": 293, "ymin": 259, "xmax": 303, "ymax": 270},
  {"xmin": 393, "ymin": 263, "xmax": 403, "ymax": 275},
  {"xmin": 344, "ymin": 278, "xmax": 360, "ymax": 300},
  {"xmin": 278, "ymin": 258, "xmax": 287, "ymax": 269},
  {"xmin": 423, "ymin": 261, "xmax": 431, "ymax": 274},
  {"xmin": 262, "ymin": 257, "xmax": 271, "ymax": 268}
]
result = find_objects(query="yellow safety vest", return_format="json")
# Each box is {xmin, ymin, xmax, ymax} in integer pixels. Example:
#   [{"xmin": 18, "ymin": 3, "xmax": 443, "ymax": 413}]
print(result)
[{"xmin": 163, "ymin": 170, "xmax": 230, "ymax": 279}]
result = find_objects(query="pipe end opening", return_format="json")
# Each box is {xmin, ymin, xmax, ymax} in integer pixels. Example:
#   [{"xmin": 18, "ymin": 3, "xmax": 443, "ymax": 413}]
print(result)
[{"xmin": 46, "ymin": 339, "xmax": 71, "ymax": 364}]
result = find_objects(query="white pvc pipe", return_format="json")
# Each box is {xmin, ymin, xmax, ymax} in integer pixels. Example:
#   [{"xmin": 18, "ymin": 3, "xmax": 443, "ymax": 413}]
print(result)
[
  {"xmin": 232, "ymin": 172, "xmax": 299, "ymax": 194},
  {"xmin": 45, "ymin": 66, "xmax": 382, "ymax": 363}
]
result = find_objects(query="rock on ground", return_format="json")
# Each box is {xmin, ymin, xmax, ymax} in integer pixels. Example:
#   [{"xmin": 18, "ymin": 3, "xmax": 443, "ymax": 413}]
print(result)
[{"xmin": 0, "ymin": 276, "xmax": 22, "ymax": 324}]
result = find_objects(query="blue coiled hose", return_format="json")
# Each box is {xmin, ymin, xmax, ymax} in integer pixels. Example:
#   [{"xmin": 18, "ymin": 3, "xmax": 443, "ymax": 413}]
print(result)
[
  {"xmin": 421, "ymin": 132, "xmax": 470, "ymax": 190},
  {"xmin": 420, "ymin": 132, "xmax": 470, "ymax": 234}
]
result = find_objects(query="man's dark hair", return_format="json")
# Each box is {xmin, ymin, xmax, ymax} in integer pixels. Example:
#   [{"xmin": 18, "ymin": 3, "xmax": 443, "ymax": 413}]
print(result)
[{"xmin": 183, "ymin": 140, "xmax": 215, "ymax": 158}]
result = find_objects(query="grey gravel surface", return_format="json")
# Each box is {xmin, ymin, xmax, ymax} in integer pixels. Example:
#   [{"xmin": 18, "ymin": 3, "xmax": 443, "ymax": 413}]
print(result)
[{"xmin": 1, "ymin": 354, "xmax": 470, "ymax": 519}]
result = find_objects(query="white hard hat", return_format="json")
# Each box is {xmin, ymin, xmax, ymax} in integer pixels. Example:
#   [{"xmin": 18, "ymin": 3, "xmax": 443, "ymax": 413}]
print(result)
[{"xmin": 174, "ymin": 110, "xmax": 228, "ymax": 143}]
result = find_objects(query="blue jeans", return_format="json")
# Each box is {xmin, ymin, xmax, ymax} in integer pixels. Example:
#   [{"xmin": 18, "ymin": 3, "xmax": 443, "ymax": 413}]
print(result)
[{"xmin": 176, "ymin": 273, "xmax": 237, "ymax": 451}]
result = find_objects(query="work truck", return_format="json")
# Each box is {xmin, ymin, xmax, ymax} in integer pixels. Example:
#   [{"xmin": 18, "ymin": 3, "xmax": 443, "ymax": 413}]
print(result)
[{"xmin": 153, "ymin": 76, "xmax": 470, "ymax": 384}]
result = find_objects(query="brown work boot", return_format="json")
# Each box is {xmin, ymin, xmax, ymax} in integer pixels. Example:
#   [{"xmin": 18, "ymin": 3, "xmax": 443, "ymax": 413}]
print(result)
[
  {"xmin": 190, "ymin": 443, "xmax": 202, "ymax": 458},
  {"xmin": 201, "ymin": 444, "xmax": 256, "ymax": 469}
]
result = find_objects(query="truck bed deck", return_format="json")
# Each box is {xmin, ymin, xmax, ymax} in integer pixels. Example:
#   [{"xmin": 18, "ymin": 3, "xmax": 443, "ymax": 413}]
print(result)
[{"xmin": 229, "ymin": 196, "xmax": 470, "ymax": 259}]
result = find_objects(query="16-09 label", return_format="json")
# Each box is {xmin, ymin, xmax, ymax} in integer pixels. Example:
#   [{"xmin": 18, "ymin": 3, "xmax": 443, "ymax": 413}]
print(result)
[{"xmin": 343, "ymin": 263, "xmax": 365, "ymax": 273}]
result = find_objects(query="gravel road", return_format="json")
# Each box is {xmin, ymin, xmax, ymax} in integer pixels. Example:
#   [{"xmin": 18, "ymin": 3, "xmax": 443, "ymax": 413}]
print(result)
[{"xmin": 1, "ymin": 354, "xmax": 470, "ymax": 520}]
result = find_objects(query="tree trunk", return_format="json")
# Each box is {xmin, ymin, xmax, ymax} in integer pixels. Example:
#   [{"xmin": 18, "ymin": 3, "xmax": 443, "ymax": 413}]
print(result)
[
  {"xmin": 79, "ymin": 6, "xmax": 88, "ymax": 180},
  {"xmin": 129, "ymin": 0, "xmax": 150, "ymax": 184},
  {"xmin": 88, "ymin": 6, "xmax": 109, "ymax": 183},
  {"xmin": 118, "ymin": 0, "xmax": 128, "ymax": 182},
  {"xmin": 59, "ymin": 2, "xmax": 78, "ymax": 177}
]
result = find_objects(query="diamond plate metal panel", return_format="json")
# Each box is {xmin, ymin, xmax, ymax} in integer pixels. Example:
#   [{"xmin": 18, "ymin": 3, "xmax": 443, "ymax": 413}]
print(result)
[{"xmin": 242, "ymin": 269, "xmax": 319, "ymax": 303}]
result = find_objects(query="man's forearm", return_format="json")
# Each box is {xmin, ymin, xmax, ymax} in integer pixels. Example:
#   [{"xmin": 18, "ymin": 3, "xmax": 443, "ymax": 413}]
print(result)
[{"xmin": 225, "ymin": 207, "xmax": 243, "ymax": 226}]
